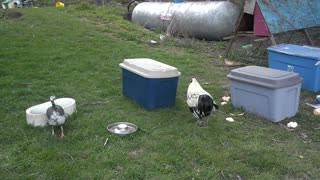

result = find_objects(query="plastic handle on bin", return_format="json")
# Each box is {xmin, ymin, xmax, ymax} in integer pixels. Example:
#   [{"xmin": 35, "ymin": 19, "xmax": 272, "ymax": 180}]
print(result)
[{"xmin": 315, "ymin": 61, "xmax": 320, "ymax": 66}]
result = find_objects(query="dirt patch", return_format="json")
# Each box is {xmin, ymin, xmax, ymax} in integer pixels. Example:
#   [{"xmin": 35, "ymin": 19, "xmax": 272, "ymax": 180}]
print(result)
[
  {"xmin": 5, "ymin": 12, "xmax": 23, "ymax": 19},
  {"xmin": 128, "ymin": 148, "xmax": 144, "ymax": 157}
]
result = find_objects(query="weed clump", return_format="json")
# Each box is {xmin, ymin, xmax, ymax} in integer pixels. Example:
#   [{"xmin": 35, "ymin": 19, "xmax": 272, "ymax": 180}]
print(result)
[{"xmin": 74, "ymin": 2, "xmax": 96, "ymax": 11}]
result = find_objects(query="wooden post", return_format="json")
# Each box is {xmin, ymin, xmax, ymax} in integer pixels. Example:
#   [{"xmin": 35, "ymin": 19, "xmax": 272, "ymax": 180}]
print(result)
[
  {"xmin": 269, "ymin": 35, "xmax": 277, "ymax": 46},
  {"xmin": 225, "ymin": 0, "xmax": 245, "ymax": 57},
  {"xmin": 303, "ymin": 29, "xmax": 314, "ymax": 46}
]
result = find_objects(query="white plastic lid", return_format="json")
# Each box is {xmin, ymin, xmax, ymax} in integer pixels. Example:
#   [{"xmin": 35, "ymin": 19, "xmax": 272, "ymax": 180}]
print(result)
[{"xmin": 120, "ymin": 58, "xmax": 181, "ymax": 78}]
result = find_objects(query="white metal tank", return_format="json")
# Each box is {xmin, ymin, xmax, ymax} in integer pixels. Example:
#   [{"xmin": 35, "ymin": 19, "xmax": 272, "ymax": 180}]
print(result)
[{"xmin": 132, "ymin": 1, "xmax": 240, "ymax": 40}]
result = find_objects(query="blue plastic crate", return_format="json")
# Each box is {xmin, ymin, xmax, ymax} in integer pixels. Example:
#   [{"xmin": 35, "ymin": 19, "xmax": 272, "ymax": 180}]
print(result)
[
  {"xmin": 268, "ymin": 44, "xmax": 320, "ymax": 92},
  {"xmin": 120, "ymin": 58, "xmax": 181, "ymax": 109}
]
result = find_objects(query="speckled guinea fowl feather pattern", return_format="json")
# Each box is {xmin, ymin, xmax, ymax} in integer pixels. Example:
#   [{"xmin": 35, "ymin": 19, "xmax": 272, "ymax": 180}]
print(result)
[{"xmin": 46, "ymin": 105, "xmax": 66, "ymax": 126}]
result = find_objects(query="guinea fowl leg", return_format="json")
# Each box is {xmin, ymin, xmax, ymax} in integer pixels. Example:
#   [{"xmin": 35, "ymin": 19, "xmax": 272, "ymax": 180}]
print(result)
[
  {"xmin": 51, "ymin": 126, "xmax": 55, "ymax": 136},
  {"xmin": 60, "ymin": 126, "xmax": 65, "ymax": 138}
]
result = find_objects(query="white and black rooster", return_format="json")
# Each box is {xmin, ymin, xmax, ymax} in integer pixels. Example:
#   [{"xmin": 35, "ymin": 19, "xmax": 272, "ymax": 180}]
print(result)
[
  {"xmin": 187, "ymin": 78, "xmax": 219, "ymax": 126},
  {"xmin": 46, "ymin": 96, "xmax": 66, "ymax": 138}
]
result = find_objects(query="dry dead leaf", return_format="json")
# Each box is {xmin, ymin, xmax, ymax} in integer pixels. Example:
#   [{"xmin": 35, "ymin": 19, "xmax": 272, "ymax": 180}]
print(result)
[
  {"xmin": 224, "ymin": 59, "xmax": 242, "ymax": 66},
  {"xmin": 221, "ymin": 102, "xmax": 228, "ymax": 105},
  {"xmin": 222, "ymin": 96, "xmax": 231, "ymax": 102}
]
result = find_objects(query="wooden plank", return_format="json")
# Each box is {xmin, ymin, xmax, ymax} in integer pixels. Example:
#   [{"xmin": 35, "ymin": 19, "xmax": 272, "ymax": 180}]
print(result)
[{"xmin": 303, "ymin": 29, "xmax": 314, "ymax": 46}]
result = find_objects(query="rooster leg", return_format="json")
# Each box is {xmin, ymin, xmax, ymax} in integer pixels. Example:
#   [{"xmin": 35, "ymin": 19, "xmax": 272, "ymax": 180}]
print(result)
[
  {"xmin": 197, "ymin": 118, "xmax": 208, "ymax": 127},
  {"xmin": 51, "ymin": 126, "xmax": 55, "ymax": 136},
  {"xmin": 196, "ymin": 119, "xmax": 203, "ymax": 126},
  {"xmin": 60, "ymin": 126, "xmax": 65, "ymax": 138},
  {"xmin": 204, "ymin": 117, "xmax": 208, "ymax": 126}
]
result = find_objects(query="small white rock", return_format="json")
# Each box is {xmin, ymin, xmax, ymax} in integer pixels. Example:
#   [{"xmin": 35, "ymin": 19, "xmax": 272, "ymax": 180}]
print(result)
[
  {"xmin": 287, "ymin": 121, "xmax": 298, "ymax": 128},
  {"xmin": 149, "ymin": 40, "xmax": 157, "ymax": 44},
  {"xmin": 226, "ymin": 117, "xmax": 235, "ymax": 122}
]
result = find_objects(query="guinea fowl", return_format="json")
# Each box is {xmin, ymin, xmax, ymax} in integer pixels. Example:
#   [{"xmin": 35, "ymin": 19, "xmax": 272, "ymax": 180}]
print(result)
[
  {"xmin": 46, "ymin": 96, "xmax": 66, "ymax": 138},
  {"xmin": 187, "ymin": 77, "xmax": 219, "ymax": 126}
]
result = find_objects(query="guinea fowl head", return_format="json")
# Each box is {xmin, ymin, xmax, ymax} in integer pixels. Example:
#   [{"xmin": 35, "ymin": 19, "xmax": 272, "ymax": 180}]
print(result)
[
  {"xmin": 50, "ymin": 96, "xmax": 56, "ymax": 102},
  {"xmin": 49, "ymin": 96, "xmax": 57, "ymax": 109}
]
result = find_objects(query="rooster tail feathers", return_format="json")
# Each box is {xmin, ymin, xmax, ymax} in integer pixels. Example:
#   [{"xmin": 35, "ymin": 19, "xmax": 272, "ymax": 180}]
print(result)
[
  {"xmin": 198, "ymin": 95, "xmax": 214, "ymax": 116},
  {"xmin": 213, "ymin": 101, "xmax": 219, "ymax": 110}
]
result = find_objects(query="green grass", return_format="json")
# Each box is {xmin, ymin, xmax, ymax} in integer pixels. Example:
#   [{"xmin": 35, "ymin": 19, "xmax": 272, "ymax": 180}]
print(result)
[{"xmin": 1, "ymin": 5, "xmax": 320, "ymax": 179}]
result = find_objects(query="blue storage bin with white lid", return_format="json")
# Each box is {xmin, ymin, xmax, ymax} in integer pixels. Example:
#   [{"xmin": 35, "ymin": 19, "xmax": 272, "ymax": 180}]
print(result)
[{"xmin": 120, "ymin": 58, "xmax": 181, "ymax": 109}]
